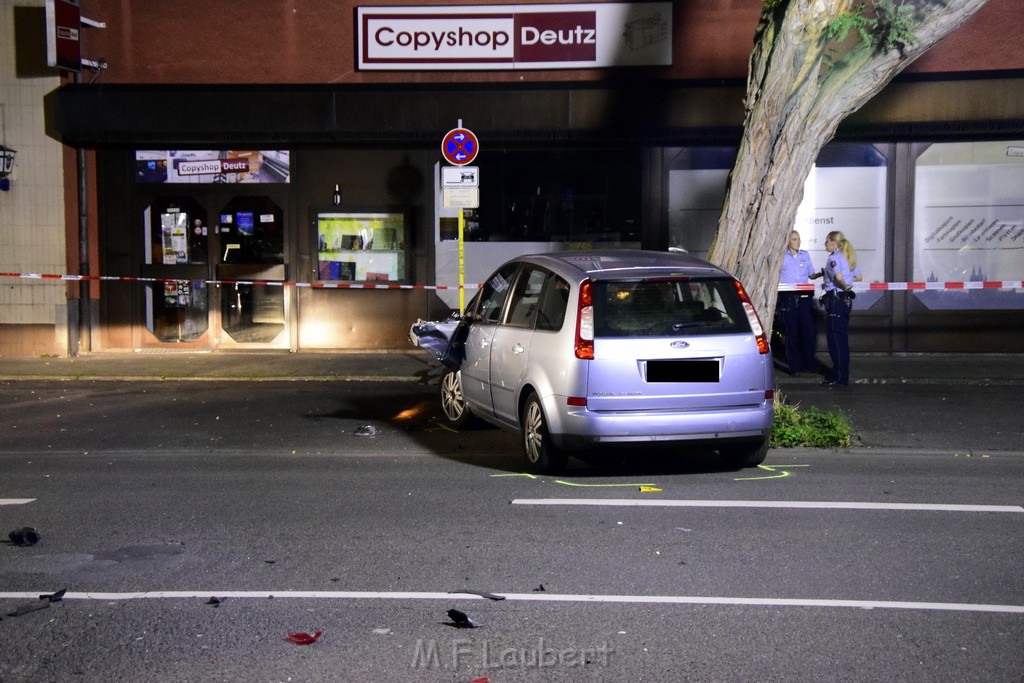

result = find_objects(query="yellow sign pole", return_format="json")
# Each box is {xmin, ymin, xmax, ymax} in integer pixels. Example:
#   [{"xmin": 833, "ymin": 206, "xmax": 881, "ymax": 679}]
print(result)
[{"xmin": 458, "ymin": 209, "xmax": 465, "ymax": 314}]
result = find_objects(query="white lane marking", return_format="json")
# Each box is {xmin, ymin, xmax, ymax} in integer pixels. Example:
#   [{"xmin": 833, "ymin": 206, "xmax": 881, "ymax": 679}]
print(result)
[
  {"xmin": 0, "ymin": 499, "xmax": 35, "ymax": 505},
  {"xmin": 0, "ymin": 591, "xmax": 1021, "ymax": 614},
  {"xmin": 510, "ymin": 499, "xmax": 1024, "ymax": 513}
]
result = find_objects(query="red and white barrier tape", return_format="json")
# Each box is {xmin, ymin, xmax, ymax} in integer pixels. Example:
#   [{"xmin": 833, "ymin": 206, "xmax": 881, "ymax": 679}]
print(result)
[
  {"xmin": 2, "ymin": 271, "xmax": 1022, "ymax": 292},
  {"xmin": 779, "ymin": 281, "xmax": 1024, "ymax": 292}
]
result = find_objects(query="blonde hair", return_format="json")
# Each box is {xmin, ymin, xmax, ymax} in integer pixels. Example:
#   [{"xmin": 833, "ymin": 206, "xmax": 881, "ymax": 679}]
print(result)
[{"xmin": 827, "ymin": 230, "xmax": 857, "ymax": 270}]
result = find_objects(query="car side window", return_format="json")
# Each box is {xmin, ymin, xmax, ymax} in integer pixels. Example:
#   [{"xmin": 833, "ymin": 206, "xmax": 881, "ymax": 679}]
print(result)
[
  {"xmin": 506, "ymin": 267, "xmax": 548, "ymax": 328},
  {"xmin": 472, "ymin": 263, "xmax": 519, "ymax": 324},
  {"xmin": 535, "ymin": 273, "xmax": 570, "ymax": 332}
]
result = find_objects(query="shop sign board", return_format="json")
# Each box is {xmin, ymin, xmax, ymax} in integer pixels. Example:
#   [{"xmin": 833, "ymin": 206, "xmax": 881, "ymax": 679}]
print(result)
[
  {"xmin": 45, "ymin": 0, "xmax": 82, "ymax": 72},
  {"xmin": 134, "ymin": 151, "xmax": 290, "ymax": 184},
  {"xmin": 357, "ymin": 3, "xmax": 672, "ymax": 70}
]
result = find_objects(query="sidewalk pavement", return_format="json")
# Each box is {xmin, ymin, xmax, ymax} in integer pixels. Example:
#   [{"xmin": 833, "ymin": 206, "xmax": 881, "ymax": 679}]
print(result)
[
  {"xmin": 0, "ymin": 350, "xmax": 436, "ymax": 382},
  {"xmin": 1, "ymin": 350, "xmax": 1023, "ymax": 384}
]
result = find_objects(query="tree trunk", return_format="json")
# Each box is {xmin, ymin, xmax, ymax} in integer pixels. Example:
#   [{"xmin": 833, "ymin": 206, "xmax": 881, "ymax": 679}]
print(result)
[{"xmin": 708, "ymin": 0, "xmax": 989, "ymax": 328}]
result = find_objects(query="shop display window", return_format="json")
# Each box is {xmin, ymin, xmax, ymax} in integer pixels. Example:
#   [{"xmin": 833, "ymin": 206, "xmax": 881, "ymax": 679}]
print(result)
[
  {"xmin": 145, "ymin": 197, "xmax": 209, "ymax": 266},
  {"xmin": 315, "ymin": 211, "xmax": 408, "ymax": 282},
  {"xmin": 467, "ymin": 149, "xmax": 642, "ymax": 245},
  {"xmin": 913, "ymin": 140, "xmax": 1024, "ymax": 310},
  {"xmin": 219, "ymin": 196, "xmax": 284, "ymax": 264},
  {"xmin": 668, "ymin": 143, "xmax": 888, "ymax": 308}
]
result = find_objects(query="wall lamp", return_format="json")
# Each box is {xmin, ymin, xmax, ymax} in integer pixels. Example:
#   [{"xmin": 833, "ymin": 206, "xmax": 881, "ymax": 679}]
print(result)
[
  {"xmin": 0, "ymin": 103, "xmax": 14, "ymax": 191},
  {"xmin": 0, "ymin": 145, "xmax": 15, "ymax": 192}
]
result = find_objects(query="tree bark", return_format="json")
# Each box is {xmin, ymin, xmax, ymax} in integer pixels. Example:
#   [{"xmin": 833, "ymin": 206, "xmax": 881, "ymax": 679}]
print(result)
[{"xmin": 708, "ymin": 0, "xmax": 989, "ymax": 328}]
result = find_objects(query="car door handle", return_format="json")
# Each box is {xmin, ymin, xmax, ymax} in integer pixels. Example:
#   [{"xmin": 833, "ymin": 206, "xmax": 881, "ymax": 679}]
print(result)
[{"xmin": 513, "ymin": 343, "xmax": 525, "ymax": 356}]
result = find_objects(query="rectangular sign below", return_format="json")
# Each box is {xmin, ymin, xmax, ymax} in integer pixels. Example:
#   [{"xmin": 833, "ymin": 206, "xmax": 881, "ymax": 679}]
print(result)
[
  {"xmin": 441, "ymin": 165, "xmax": 480, "ymax": 188},
  {"xmin": 357, "ymin": 3, "xmax": 672, "ymax": 71},
  {"xmin": 443, "ymin": 188, "xmax": 480, "ymax": 209}
]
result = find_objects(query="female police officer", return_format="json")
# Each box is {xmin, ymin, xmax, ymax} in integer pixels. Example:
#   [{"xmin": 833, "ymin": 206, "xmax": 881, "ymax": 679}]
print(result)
[
  {"xmin": 816, "ymin": 230, "xmax": 857, "ymax": 387},
  {"xmin": 777, "ymin": 230, "xmax": 818, "ymax": 376}
]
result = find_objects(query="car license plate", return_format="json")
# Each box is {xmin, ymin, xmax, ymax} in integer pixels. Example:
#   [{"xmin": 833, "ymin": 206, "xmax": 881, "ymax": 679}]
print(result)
[{"xmin": 646, "ymin": 359, "xmax": 720, "ymax": 382}]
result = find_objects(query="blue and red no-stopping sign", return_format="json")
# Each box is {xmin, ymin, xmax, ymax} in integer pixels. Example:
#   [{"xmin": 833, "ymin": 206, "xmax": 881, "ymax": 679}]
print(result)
[{"xmin": 441, "ymin": 127, "xmax": 479, "ymax": 166}]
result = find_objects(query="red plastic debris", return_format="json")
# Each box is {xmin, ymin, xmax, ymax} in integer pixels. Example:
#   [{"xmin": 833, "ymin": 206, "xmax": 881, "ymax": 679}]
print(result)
[{"xmin": 286, "ymin": 631, "xmax": 323, "ymax": 645}]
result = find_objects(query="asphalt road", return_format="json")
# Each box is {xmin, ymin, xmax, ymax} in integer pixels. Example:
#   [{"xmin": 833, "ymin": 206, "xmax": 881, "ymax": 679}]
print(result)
[{"xmin": 1, "ymin": 379, "xmax": 1022, "ymax": 681}]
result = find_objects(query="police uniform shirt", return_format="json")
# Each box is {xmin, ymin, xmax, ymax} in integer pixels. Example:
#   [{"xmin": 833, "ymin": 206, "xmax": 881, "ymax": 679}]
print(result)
[
  {"xmin": 780, "ymin": 249, "xmax": 815, "ymax": 284},
  {"xmin": 823, "ymin": 250, "xmax": 852, "ymax": 293}
]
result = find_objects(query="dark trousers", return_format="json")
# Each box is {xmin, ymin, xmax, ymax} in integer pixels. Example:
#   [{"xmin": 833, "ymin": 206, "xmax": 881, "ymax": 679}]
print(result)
[
  {"xmin": 777, "ymin": 294, "xmax": 817, "ymax": 374},
  {"xmin": 823, "ymin": 294, "xmax": 852, "ymax": 384}
]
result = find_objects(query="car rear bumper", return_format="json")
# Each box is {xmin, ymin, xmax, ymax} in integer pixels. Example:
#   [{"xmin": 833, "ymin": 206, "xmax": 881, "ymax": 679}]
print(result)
[{"xmin": 546, "ymin": 402, "xmax": 773, "ymax": 450}]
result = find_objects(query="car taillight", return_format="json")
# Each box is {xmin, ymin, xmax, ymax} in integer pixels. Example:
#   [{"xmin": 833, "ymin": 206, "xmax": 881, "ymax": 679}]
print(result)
[
  {"xmin": 575, "ymin": 278, "xmax": 594, "ymax": 360},
  {"xmin": 733, "ymin": 280, "xmax": 770, "ymax": 355}
]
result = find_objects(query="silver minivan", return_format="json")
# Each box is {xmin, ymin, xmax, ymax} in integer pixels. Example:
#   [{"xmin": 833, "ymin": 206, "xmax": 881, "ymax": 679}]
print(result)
[{"xmin": 411, "ymin": 250, "xmax": 774, "ymax": 473}]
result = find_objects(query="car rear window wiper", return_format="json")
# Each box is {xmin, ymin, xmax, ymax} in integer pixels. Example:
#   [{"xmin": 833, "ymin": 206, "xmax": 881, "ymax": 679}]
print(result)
[{"xmin": 671, "ymin": 321, "xmax": 718, "ymax": 330}]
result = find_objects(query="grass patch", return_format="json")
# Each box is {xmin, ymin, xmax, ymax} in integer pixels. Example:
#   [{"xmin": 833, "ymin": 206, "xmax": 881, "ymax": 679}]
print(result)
[{"xmin": 771, "ymin": 395, "xmax": 855, "ymax": 448}]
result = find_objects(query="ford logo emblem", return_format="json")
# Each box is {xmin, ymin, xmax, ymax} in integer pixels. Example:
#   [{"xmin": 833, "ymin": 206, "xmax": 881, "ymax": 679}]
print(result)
[{"xmin": 670, "ymin": 340, "xmax": 690, "ymax": 349}]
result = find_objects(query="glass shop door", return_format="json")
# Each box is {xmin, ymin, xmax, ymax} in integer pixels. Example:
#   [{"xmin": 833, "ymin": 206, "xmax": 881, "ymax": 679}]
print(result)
[
  {"xmin": 139, "ymin": 195, "xmax": 289, "ymax": 349},
  {"xmin": 212, "ymin": 196, "xmax": 288, "ymax": 348},
  {"xmin": 140, "ymin": 196, "xmax": 213, "ymax": 347}
]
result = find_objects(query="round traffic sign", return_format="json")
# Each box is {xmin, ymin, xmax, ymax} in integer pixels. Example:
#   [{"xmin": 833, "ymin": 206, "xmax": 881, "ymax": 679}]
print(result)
[{"xmin": 441, "ymin": 127, "xmax": 479, "ymax": 166}]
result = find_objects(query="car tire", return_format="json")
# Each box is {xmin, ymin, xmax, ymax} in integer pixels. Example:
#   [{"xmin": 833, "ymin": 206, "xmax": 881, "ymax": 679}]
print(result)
[
  {"xmin": 719, "ymin": 436, "xmax": 770, "ymax": 469},
  {"xmin": 440, "ymin": 368, "xmax": 473, "ymax": 429},
  {"xmin": 521, "ymin": 393, "xmax": 569, "ymax": 474}
]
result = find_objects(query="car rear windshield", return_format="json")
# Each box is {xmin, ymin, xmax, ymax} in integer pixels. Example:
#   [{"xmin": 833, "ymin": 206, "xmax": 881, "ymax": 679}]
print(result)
[{"xmin": 592, "ymin": 278, "xmax": 751, "ymax": 338}]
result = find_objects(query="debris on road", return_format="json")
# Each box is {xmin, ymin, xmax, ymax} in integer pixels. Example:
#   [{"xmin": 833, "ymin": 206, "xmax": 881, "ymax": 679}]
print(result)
[
  {"xmin": 353, "ymin": 425, "xmax": 379, "ymax": 437},
  {"xmin": 446, "ymin": 608, "xmax": 477, "ymax": 628},
  {"xmin": 450, "ymin": 589, "xmax": 505, "ymax": 601},
  {"xmin": 286, "ymin": 631, "xmax": 323, "ymax": 645},
  {"xmin": 8, "ymin": 527, "xmax": 40, "ymax": 546}
]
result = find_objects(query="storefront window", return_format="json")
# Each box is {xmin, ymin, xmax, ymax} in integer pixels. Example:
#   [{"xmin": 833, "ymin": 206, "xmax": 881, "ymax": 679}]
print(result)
[
  {"xmin": 913, "ymin": 140, "xmax": 1024, "ymax": 310},
  {"xmin": 471, "ymin": 149, "xmax": 642, "ymax": 245},
  {"xmin": 794, "ymin": 144, "xmax": 887, "ymax": 309},
  {"xmin": 667, "ymin": 147, "xmax": 735, "ymax": 260},
  {"xmin": 145, "ymin": 197, "xmax": 209, "ymax": 266},
  {"xmin": 669, "ymin": 144, "xmax": 888, "ymax": 307},
  {"xmin": 316, "ymin": 211, "xmax": 407, "ymax": 282},
  {"xmin": 219, "ymin": 196, "xmax": 284, "ymax": 264}
]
